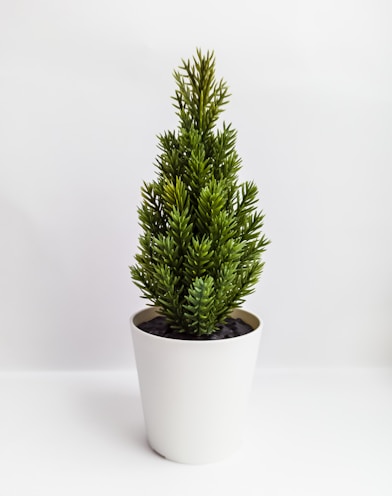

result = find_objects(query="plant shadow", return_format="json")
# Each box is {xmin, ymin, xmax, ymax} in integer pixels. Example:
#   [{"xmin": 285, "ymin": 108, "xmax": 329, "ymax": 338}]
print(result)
[{"xmin": 75, "ymin": 379, "xmax": 151, "ymax": 455}]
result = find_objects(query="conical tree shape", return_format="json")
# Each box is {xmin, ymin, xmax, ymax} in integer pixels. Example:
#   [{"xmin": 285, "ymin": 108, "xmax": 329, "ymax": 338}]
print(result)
[{"xmin": 131, "ymin": 49, "xmax": 269, "ymax": 336}]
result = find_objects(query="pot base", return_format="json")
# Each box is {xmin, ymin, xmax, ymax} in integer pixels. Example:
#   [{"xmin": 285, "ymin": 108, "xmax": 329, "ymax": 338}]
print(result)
[{"xmin": 148, "ymin": 437, "xmax": 242, "ymax": 465}]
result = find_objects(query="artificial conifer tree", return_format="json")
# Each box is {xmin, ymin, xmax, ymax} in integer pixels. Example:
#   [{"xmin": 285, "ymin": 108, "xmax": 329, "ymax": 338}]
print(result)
[{"xmin": 130, "ymin": 50, "xmax": 269, "ymax": 337}]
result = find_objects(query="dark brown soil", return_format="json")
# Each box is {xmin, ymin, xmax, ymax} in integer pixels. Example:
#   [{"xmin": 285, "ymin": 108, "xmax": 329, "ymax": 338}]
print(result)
[{"xmin": 137, "ymin": 316, "xmax": 253, "ymax": 340}]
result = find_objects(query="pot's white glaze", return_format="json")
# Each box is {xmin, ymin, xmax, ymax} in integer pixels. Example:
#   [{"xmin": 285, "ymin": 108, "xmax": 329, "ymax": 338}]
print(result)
[{"xmin": 131, "ymin": 307, "xmax": 262, "ymax": 464}]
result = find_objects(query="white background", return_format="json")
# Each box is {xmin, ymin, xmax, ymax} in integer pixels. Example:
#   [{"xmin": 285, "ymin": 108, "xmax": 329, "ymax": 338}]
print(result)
[
  {"xmin": 1, "ymin": 3, "xmax": 392, "ymax": 495},
  {"xmin": 1, "ymin": 0, "xmax": 392, "ymax": 370}
]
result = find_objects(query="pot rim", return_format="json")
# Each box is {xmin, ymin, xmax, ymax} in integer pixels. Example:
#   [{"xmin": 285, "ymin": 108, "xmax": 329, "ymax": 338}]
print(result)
[{"xmin": 130, "ymin": 306, "xmax": 262, "ymax": 343}]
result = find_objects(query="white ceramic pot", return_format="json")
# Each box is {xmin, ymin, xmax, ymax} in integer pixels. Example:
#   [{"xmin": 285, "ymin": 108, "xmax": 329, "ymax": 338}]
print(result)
[{"xmin": 130, "ymin": 307, "xmax": 262, "ymax": 464}]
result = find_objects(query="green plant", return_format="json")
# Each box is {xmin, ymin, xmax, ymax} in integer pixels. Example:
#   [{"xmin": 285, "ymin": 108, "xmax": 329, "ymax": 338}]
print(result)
[{"xmin": 130, "ymin": 49, "xmax": 269, "ymax": 336}]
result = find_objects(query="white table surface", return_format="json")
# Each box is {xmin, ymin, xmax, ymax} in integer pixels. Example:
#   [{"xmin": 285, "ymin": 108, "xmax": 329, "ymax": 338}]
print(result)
[{"xmin": 1, "ymin": 368, "xmax": 391, "ymax": 496}]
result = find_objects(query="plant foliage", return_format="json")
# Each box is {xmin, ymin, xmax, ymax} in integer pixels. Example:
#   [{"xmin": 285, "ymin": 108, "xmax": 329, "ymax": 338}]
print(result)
[{"xmin": 130, "ymin": 50, "xmax": 269, "ymax": 336}]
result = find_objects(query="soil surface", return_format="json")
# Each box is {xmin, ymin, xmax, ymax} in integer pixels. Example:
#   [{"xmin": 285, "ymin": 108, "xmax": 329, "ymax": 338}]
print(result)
[{"xmin": 138, "ymin": 316, "xmax": 253, "ymax": 340}]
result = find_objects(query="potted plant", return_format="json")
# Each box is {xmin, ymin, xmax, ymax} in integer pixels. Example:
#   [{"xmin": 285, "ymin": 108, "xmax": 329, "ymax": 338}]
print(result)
[{"xmin": 130, "ymin": 49, "xmax": 269, "ymax": 464}]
